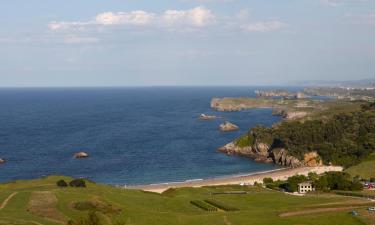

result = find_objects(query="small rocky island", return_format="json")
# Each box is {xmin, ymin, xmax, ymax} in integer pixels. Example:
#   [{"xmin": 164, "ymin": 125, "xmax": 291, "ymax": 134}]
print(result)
[
  {"xmin": 199, "ymin": 114, "xmax": 217, "ymax": 120},
  {"xmin": 74, "ymin": 152, "xmax": 89, "ymax": 159},
  {"xmin": 219, "ymin": 121, "xmax": 239, "ymax": 132},
  {"xmin": 0, "ymin": 158, "xmax": 5, "ymax": 164}
]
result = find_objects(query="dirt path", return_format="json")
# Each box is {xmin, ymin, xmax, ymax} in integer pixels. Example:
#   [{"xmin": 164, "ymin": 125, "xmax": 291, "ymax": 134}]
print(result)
[{"xmin": 0, "ymin": 192, "xmax": 18, "ymax": 210}]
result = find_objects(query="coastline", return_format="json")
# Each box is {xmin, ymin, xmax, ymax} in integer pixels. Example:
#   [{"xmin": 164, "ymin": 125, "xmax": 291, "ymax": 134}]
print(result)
[{"xmin": 127, "ymin": 165, "xmax": 343, "ymax": 193}]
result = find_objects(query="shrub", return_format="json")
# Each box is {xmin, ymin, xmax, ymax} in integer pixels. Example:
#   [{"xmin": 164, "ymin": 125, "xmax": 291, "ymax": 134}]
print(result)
[
  {"xmin": 234, "ymin": 133, "xmax": 254, "ymax": 147},
  {"xmin": 263, "ymin": 177, "xmax": 273, "ymax": 184},
  {"xmin": 56, "ymin": 179, "xmax": 68, "ymax": 187},
  {"xmin": 68, "ymin": 211, "xmax": 101, "ymax": 225},
  {"xmin": 73, "ymin": 200, "xmax": 121, "ymax": 214},
  {"xmin": 190, "ymin": 200, "xmax": 217, "ymax": 212},
  {"xmin": 286, "ymin": 175, "xmax": 307, "ymax": 192},
  {"xmin": 204, "ymin": 199, "xmax": 239, "ymax": 211},
  {"xmin": 315, "ymin": 171, "xmax": 364, "ymax": 191},
  {"xmin": 69, "ymin": 179, "xmax": 86, "ymax": 187}
]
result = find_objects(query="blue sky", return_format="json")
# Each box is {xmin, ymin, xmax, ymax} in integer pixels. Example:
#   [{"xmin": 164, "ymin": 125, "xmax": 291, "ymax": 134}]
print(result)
[{"xmin": 0, "ymin": 0, "xmax": 374, "ymax": 86}]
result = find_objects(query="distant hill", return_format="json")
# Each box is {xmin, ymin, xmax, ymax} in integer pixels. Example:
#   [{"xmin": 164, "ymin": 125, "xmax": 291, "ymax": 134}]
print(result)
[{"xmin": 290, "ymin": 79, "xmax": 375, "ymax": 88}]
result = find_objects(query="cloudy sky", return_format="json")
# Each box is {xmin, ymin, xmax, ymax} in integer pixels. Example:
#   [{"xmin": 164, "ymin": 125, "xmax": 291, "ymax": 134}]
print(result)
[{"xmin": 0, "ymin": 0, "xmax": 374, "ymax": 86}]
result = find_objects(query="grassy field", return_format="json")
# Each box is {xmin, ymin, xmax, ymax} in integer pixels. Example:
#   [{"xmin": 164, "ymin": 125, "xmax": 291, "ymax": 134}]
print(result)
[
  {"xmin": 346, "ymin": 153, "xmax": 375, "ymax": 179},
  {"xmin": 1, "ymin": 176, "xmax": 375, "ymax": 225}
]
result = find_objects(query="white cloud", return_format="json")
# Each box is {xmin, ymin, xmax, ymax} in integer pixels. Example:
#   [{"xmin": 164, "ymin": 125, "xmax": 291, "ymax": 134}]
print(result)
[
  {"xmin": 95, "ymin": 11, "xmax": 155, "ymax": 25},
  {"xmin": 49, "ymin": 7, "xmax": 215, "ymax": 31},
  {"xmin": 162, "ymin": 7, "xmax": 215, "ymax": 27},
  {"xmin": 48, "ymin": 7, "xmax": 287, "ymax": 36}
]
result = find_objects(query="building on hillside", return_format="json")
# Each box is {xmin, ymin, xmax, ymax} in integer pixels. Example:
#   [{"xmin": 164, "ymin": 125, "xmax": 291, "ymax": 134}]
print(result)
[{"xmin": 297, "ymin": 182, "xmax": 315, "ymax": 194}]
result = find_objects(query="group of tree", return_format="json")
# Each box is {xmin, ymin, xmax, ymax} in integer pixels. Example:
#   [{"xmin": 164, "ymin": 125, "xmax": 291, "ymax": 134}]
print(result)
[
  {"xmin": 57, "ymin": 178, "xmax": 86, "ymax": 187},
  {"xmin": 247, "ymin": 102, "xmax": 375, "ymax": 167},
  {"xmin": 263, "ymin": 171, "xmax": 363, "ymax": 192}
]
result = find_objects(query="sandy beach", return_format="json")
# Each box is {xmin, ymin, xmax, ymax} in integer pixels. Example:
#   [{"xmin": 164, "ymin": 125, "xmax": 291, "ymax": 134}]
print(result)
[{"xmin": 127, "ymin": 166, "xmax": 343, "ymax": 193}]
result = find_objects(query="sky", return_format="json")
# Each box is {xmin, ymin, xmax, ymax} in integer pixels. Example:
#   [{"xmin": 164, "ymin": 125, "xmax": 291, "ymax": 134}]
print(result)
[{"xmin": 0, "ymin": 0, "xmax": 374, "ymax": 87}]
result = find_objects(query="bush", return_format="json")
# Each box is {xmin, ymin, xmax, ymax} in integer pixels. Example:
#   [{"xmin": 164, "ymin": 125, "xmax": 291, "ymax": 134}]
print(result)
[
  {"xmin": 263, "ymin": 177, "xmax": 273, "ymax": 184},
  {"xmin": 234, "ymin": 133, "xmax": 254, "ymax": 147},
  {"xmin": 190, "ymin": 200, "xmax": 217, "ymax": 212},
  {"xmin": 69, "ymin": 211, "xmax": 101, "ymax": 225},
  {"xmin": 56, "ymin": 179, "xmax": 68, "ymax": 187},
  {"xmin": 69, "ymin": 179, "xmax": 86, "ymax": 187},
  {"xmin": 204, "ymin": 199, "xmax": 239, "ymax": 211},
  {"xmin": 315, "ymin": 172, "xmax": 364, "ymax": 191},
  {"xmin": 286, "ymin": 175, "xmax": 307, "ymax": 192}
]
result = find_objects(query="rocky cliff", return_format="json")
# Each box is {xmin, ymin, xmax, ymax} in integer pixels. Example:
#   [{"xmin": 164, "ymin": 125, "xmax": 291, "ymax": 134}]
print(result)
[{"xmin": 218, "ymin": 141, "xmax": 322, "ymax": 168}]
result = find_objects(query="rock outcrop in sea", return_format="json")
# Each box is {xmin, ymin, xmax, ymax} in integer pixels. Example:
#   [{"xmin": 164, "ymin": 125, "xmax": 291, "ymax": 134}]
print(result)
[
  {"xmin": 218, "ymin": 141, "xmax": 322, "ymax": 168},
  {"xmin": 74, "ymin": 152, "xmax": 89, "ymax": 159},
  {"xmin": 219, "ymin": 121, "xmax": 239, "ymax": 132},
  {"xmin": 199, "ymin": 114, "xmax": 217, "ymax": 120},
  {"xmin": 0, "ymin": 158, "xmax": 5, "ymax": 164}
]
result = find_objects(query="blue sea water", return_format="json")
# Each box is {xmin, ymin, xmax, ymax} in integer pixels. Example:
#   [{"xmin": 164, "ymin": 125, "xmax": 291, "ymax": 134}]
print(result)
[{"xmin": 0, "ymin": 87, "xmax": 282, "ymax": 185}]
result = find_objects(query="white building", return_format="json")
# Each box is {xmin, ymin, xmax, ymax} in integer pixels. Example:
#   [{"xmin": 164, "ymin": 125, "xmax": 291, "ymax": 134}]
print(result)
[{"xmin": 297, "ymin": 182, "xmax": 315, "ymax": 194}]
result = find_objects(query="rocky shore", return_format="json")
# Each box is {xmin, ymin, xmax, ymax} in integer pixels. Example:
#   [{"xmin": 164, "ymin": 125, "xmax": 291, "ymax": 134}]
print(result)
[
  {"xmin": 199, "ymin": 114, "xmax": 217, "ymax": 120},
  {"xmin": 219, "ymin": 121, "xmax": 239, "ymax": 132},
  {"xmin": 218, "ymin": 141, "xmax": 322, "ymax": 168},
  {"xmin": 210, "ymin": 98, "xmax": 316, "ymax": 120}
]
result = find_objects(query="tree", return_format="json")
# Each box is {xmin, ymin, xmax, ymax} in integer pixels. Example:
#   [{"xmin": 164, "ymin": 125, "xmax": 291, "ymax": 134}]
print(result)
[
  {"xmin": 286, "ymin": 175, "xmax": 307, "ymax": 192},
  {"xmin": 56, "ymin": 179, "xmax": 68, "ymax": 187},
  {"xmin": 315, "ymin": 175, "xmax": 329, "ymax": 191},
  {"xmin": 308, "ymin": 172, "xmax": 319, "ymax": 182},
  {"xmin": 69, "ymin": 179, "xmax": 86, "ymax": 187},
  {"xmin": 263, "ymin": 177, "xmax": 273, "ymax": 184}
]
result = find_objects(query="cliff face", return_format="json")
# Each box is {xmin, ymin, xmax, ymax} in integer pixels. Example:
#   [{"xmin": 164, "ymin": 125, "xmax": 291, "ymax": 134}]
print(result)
[
  {"xmin": 218, "ymin": 142, "xmax": 273, "ymax": 164},
  {"xmin": 219, "ymin": 142, "xmax": 321, "ymax": 168}
]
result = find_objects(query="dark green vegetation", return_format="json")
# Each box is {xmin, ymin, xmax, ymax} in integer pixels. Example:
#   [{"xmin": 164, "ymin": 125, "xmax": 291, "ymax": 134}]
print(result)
[
  {"xmin": 203, "ymin": 199, "xmax": 239, "ymax": 211},
  {"xmin": 236, "ymin": 102, "xmax": 375, "ymax": 167},
  {"xmin": 57, "ymin": 180, "xmax": 68, "ymax": 187},
  {"xmin": 190, "ymin": 200, "xmax": 218, "ymax": 212},
  {"xmin": 69, "ymin": 179, "xmax": 87, "ymax": 188},
  {"xmin": 264, "ymin": 171, "xmax": 364, "ymax": 193},
  {"xmin": 1, "ymin": 176, "xmax": 375, "ymax": 225}
]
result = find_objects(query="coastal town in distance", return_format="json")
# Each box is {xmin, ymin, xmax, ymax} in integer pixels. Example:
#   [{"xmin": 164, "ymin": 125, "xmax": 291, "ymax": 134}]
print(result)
[{"xmin": 1, "ymin": 1, "xmax": 375, "ymax": 225}]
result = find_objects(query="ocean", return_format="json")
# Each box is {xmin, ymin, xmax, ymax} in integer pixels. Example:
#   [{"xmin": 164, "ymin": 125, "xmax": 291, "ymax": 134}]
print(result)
[{"xmin": 0, "ymin": 87, "xmax": 282, "ymax": 185}]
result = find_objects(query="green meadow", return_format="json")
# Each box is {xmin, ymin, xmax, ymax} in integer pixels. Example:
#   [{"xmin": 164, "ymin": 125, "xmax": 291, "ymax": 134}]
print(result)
[
  {"xmin": 346, "ymin": 153, "xmax": 375, "ymax": 179},
  {"xmin": 1, "ymin": 176, "xmax": 374, "ymax": 225}
]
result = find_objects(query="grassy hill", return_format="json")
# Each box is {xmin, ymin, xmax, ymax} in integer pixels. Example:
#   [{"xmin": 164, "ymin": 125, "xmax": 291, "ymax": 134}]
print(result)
[
  {"xmin": 346, "ymin": 153, "xmax": 375, "ymax": 179},
  {"xmin": 0, "ymin": 176, "xmax": 374, "ymax": 225}
]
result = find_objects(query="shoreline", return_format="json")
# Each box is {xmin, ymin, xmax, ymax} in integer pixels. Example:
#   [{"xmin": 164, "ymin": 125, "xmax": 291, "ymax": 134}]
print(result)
[{"xmin": 127, "ymin": 165, "xmax": 343, "ymax": 193}]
